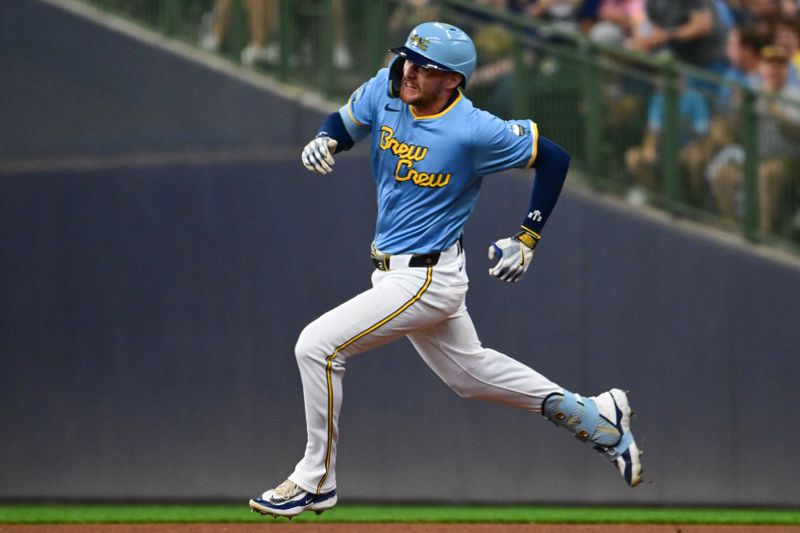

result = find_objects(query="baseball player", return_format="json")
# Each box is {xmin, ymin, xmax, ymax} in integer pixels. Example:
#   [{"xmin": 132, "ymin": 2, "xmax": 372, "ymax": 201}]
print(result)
[{"xmin": 250, "ymin": 21, "xmax": 643, "ymax": 519}]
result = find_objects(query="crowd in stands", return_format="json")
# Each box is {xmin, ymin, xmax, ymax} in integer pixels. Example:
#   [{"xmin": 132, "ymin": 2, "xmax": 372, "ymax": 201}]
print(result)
[
  {"xmin": 197, "ymin": 0, "xmax": 800, "ymax": 239},
  {"xmin": 199, "ymin": 0, "xmax": 352, "ymax": 69},
  {"xmin": 517, "ymin": 0, "xmax": 800, "ymax": 237}
]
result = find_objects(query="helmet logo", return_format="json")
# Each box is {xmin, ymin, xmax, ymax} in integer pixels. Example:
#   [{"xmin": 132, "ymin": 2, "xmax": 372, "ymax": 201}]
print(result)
[{"xmin": 408, "ymin": 34, "xmax": 430, "ymax": 51}]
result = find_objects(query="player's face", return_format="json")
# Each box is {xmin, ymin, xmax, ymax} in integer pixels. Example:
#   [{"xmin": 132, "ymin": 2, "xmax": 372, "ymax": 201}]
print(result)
[{"xmin": 399, "ymin": 60, "xmax": 460, "ymax": 113}]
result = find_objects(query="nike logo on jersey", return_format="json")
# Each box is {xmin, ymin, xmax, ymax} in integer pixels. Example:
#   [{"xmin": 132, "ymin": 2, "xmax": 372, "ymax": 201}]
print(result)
[{"xmin": 384, "ymin": 104, "xmax": 400, "ymax": 112}]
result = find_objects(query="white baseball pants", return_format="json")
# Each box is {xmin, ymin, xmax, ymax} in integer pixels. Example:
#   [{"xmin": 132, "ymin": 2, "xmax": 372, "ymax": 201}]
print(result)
[{"xmin": 288, "ymin": 242, "xmax": 562, "ymax": 494}]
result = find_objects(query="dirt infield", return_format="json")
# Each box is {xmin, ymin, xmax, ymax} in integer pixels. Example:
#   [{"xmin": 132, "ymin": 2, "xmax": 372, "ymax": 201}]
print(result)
[{"xmin": 2, "ymin": 524, "xmax": 800, "ymax": 532}]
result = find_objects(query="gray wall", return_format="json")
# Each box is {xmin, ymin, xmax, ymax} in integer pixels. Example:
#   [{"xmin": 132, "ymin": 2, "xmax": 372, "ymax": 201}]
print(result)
[{"xmin": 2, "ymin": 0, "xmax": 800, "ymax": 506}]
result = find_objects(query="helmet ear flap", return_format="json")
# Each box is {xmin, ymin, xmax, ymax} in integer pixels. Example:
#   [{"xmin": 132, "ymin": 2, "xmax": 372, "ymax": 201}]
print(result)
[{"xmin": 387, "ymin": 55, "xmax": 406, "ymax": 98}]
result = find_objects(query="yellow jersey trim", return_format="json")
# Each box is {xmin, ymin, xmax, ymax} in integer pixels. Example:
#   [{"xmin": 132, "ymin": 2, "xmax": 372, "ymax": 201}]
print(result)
[
  {"xmin": 527, "ymin": 121, "xmax": 539, "ymax": 168},
  {"xmin": 315, "ymin": 266, "xmax": 434, "ymax": 494},
  {"xmin": 411, "ymin": 89, "xmax": 463, "ymax": 120}
]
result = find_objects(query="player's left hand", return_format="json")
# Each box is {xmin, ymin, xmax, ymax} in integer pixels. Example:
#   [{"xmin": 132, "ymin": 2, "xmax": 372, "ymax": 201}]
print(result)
[
  {"xmin": 301, "ymin": 136, "xmax": 338, "ymax": 175},
  {"xmin": 488, "ymin": 230, "xmax": 540, "ymax": 283}
]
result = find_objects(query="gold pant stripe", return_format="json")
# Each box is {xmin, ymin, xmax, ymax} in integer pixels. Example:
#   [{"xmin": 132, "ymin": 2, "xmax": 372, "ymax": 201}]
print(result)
[{"xmin": 315, "ymin": 267, "xmax": 434, "ymax": 494}]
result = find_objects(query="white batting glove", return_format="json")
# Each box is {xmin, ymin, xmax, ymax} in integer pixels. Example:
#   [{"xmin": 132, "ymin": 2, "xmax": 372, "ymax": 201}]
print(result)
[
  {"xmin": 488, "ymin": 230, "xmax": 540, "ymax": 283},
  {"xmin": 301, "ymin": 136, "xmax": 338, "ymax": 175}
]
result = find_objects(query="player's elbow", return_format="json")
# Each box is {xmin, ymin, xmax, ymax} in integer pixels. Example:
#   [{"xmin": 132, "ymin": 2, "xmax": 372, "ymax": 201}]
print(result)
[
  {"xmin": 537, "ymin": 136, "xmax": 571, "ymax": 166},
  {"xmin": 552, "ymin": 141, "xmax": 571, "ymax": 169}
]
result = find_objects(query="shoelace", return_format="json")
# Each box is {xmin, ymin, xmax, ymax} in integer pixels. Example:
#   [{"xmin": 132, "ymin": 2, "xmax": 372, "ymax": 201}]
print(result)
[{"xmin": 273, "ymin": 480, "xmax": 299, "ymax": 500}]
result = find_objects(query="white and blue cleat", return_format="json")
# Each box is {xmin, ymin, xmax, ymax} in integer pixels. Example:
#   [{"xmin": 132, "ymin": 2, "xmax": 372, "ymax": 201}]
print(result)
[
  {"xmin": 544, "ymin": 387, "xmax": 643, "ymax": 487},
  {"xmin": 591, "ymin": 388, "xmax": 644, "ymax": 487},
  {"xmin": 249, "ymin": 479, "xmax": 337, "ymax": 519}
]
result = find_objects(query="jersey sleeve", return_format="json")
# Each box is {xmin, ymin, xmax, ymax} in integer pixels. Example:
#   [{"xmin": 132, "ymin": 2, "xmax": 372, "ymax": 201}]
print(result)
[
  {"xmin": 472, "ymin": 112, "xmax": 539, "ymax": 176},
  {"xmin": 337, "ymin": 68, "xmax": 390, "ymax": 143}
]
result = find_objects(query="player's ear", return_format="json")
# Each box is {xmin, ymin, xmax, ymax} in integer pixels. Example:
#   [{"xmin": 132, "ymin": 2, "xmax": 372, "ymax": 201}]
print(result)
[{"xmin": 444, "ymin": 72, "xmax": 462, "ymax": 91}]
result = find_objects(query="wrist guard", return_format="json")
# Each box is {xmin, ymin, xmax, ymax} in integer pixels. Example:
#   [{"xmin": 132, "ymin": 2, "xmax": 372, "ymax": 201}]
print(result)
[{"xmin": 514, "ymin": 227, "xmax": 541, "ymax": 249}]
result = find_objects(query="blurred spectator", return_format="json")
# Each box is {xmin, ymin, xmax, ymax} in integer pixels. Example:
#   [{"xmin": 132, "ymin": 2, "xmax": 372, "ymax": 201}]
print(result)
[
  {"xmin": 201, "ymin": 0, "xmax": 352, "ymax": 69},
  {"xmin": 784, "ymin": 0, "xmax": 800, "ymax": 17},
  {"xmin": 330, "ymin": 0, "xmax": 353, "ymax": 69},
  {"xmin": 526, "ymin": 0, "xmax": 586, "ymax": 34},
  {"xmin": 774, "ymin": 17, "xmax": 800, "ymax": 86},
  {"xmin": 477, "ymin": 0, "xmax": 513, "ymax": 7},
  {"xmin": 201, "ymin": 0, "xmax": 278, "ymax": 67},
  {"xmin": 724, "ymin": 0, "xmax": 752, "ymax": 25},
  {"xmin": 742, "ymin": 0, "xmax": 782, "ymax": 33},
  {"xmin": 451, "ymin": 1, "xmax": 518, "ymax": 114},
  {"xmin": 709, "ymin": 45, "xmax": 800, "ymax": 231},
  {"xmin": 629, "ymin": 0, "xmax": 729, "ymax": 80},
  {"xmin": 715, "ymin": 0, "xmax": 737, "ymax": 31},
  {"xmin": 625, "ymin": 78, "xmax": 710, "ymax": 196},
  {"xmin": 754, "ymin": 45, "xmax": 800, "ymax": 232},
  {"xmin": 589, "ymin": 0, "xmax": 647, "ymax": 46},
  {"xmin": 680, "ymin": 24, "xmax": 768, "ymax": 205},
  {"xmin": 388, "ymin": 0, "xmax": 441, "ymax": 50},
  {"xmin": 719, "ymin": 24, "xmax": 769, "ymax": 109},
  {"xmin": 578, "ymin": 0, "xmax": 603, "ymax": 32},
  {"xmin": 469, "ymin": 22, "xmax": 517, "ymax": 116},
  {"xmin": 455, "ymin": 0, "xmax": 514, "ymax": 25}
]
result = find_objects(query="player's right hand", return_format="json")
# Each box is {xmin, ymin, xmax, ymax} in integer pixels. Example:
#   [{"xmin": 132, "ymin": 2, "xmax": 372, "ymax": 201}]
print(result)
[
  {"xmin": 488, "ymin": 230, "xmax": 540, "ymax": 283},
  {"xmin": 301, "ymin": 136, "xmax": 338, "ymax": 174}
]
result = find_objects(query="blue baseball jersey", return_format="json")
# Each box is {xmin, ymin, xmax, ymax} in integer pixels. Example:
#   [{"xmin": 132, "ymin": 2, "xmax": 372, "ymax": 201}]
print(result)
[{"xmin": 339, "ymin": 68, "xmax": 539, "ymax": 255}]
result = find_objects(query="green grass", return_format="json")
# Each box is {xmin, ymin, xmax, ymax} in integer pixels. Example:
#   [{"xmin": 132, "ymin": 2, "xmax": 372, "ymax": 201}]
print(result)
[{"xmin": 1, "ymin": 504, "xmax": 799, "ymax": 525}]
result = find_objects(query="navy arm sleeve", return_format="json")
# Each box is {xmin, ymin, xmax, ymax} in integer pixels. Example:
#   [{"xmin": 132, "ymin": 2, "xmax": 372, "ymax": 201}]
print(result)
[
  {"xmin": 317, "ymin": 111, "xmax": 354, "ymax": 153},
  {"xmin": 521, "ymin": 135, "xmax": 570, "ymax": 235}
]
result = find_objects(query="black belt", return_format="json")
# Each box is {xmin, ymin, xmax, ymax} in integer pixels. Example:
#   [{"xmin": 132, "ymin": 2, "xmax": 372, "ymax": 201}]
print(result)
[
  {"xmin": 370, "ymin": 236, "xmax": 462, "ymax": 271},
  {"xmin": 371, "ymin": 251, "xmax": 440, "ymax": 271}
]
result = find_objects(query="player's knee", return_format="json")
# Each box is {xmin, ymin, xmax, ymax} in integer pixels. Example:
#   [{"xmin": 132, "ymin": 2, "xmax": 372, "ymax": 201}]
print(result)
[{"xmin": 294, "ymin": 323, "xmax": 326, "ymax": 364}]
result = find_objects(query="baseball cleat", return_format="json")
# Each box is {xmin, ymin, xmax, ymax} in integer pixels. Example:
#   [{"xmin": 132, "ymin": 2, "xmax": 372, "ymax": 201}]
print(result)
[
  {"xmin": 591, "ymin": 388, "xmax": 643, "ymax": 487},
  {"xmin": 249, "ymin": 479, "xmax": 337, "ymax": 518}
]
